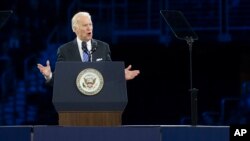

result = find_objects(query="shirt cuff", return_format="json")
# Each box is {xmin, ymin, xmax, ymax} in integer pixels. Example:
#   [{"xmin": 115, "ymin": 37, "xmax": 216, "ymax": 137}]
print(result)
[{"xmin": 45, "ymin": 73, "xmax": 52, "ymax": 80}]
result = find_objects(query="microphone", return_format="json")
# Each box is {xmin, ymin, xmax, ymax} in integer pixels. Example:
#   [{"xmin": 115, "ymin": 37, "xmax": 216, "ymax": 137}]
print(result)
[
  {"xmin": 91, "ymin": 40, "xmax": 97, "ymax": 53},
  {"xmin": 82, "ymin": 41, "xmax": 97, "ymax": 62},
  {"xmin": 89, "ymin": 42, "xmax": 97, "ymax": 62},
  {"xmin": 81, "ymin": 41, "xmax": 88, "ymax": 53},
  {"xmin": 91, "ymin": 46, "xmax": 97, "ymax": 53},
  {"xmin": 82, "ymin": 41, "xmax": 90, "ymax": 62}
]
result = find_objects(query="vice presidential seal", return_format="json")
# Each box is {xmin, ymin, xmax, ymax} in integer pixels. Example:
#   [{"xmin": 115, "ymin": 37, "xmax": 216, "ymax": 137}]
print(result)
[{"xmin": 76, "ymin": 68, "xmax": 104, "ymax": 96}]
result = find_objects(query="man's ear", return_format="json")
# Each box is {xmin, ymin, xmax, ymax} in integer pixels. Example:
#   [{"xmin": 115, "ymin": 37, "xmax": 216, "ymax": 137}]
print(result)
[{"xmin": 72, "ymin": 25, "xmax": 77, "ymax": 32}]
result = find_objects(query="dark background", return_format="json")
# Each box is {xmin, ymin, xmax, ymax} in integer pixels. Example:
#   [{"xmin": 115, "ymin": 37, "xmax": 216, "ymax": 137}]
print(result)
[{"xmin": 0, "ymin": 0, "xmax": 250, "ymax": 125}]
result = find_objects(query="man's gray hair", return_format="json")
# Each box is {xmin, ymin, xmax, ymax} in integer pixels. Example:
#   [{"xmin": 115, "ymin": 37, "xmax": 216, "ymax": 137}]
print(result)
[{"xmin": 71, "ymin": 12, "xmax": 91, "ymax": 32}]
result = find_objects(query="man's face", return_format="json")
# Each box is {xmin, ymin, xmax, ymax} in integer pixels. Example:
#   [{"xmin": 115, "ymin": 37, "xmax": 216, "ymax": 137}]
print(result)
[{"xmin": 75, "ymin": 15, "xmax": 93, "ymax": 42}]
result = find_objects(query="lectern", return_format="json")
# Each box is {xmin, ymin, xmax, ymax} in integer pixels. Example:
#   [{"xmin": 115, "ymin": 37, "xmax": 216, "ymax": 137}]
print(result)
[{"xmin": 52, "ymin": 61, "xmax": 127, "ymax": 126}]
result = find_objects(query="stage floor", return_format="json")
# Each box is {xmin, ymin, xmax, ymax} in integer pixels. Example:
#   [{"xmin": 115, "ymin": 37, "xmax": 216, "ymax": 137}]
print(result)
[{"xmin": 0, "ymin": 125, "xmax": 230, "ymax": 141}]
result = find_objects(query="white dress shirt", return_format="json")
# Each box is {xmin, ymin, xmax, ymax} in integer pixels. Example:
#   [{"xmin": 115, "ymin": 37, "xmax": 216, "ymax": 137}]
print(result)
[{"xmin": 76, "ymin": 37, "xmax": 92, "ymax": 62}]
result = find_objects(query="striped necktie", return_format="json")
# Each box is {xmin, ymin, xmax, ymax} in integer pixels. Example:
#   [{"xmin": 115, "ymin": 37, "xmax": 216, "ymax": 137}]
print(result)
[{"xmin": 82, "ymin": 41, "xmax": 89, "ymax": 62}]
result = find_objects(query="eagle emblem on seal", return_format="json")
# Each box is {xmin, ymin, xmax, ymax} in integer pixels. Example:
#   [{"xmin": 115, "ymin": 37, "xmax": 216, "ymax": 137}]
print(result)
[{"xmin": 76, "ymin": 68, "xmax": 104, "ymax": 96}]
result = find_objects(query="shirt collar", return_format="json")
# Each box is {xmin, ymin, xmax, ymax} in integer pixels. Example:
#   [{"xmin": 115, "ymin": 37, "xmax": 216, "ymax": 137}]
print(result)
[{"xmin": 76, "ymin": 37, "xmax": 92, "ymax": 51}]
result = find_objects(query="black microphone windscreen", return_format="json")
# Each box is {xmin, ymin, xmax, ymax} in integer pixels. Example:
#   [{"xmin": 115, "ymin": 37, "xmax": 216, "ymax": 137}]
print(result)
[{"xmin": 81, "ymin": 41, "xmax": 87, "ymax": 51}]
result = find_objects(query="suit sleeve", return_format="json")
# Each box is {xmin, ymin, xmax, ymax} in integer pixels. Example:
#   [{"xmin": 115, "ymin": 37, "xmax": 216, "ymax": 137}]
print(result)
[
  {"xmin": 56, "ymin": 47, "xmax": 65, "ymax": 62},
  {"xmin": 105, "ymin": 44, "xmax": 112, "ymax": 61}
]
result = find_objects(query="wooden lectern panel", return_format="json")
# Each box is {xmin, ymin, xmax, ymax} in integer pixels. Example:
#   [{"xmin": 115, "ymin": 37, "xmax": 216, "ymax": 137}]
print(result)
[{"xmin": 59, "ymin": 111, "xmax": 122, "ymax": 126}]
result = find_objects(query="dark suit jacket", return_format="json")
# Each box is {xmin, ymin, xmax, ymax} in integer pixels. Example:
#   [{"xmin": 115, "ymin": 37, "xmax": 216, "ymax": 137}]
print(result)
[
  {"xmin": 57, "ymin": 38, "xmax": 112, "ymax": 62},
  {"xmin": 47, "ymin": 38, "xmax": 112, "ymax": 85}
]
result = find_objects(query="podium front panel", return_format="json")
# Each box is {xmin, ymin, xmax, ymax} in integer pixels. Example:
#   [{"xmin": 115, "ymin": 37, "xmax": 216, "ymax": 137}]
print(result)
[{"xmin": 52, "ymin": 61, "xmax": 127, "ymax": 111}]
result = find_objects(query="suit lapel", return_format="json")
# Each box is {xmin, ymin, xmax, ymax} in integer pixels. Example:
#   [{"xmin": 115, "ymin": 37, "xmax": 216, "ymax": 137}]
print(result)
[{"xmin": 71, "ymin": 39, "xmax": 82, "ymax": 61}]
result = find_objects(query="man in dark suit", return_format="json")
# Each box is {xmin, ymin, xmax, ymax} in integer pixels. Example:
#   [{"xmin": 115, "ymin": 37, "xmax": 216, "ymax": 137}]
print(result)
[{"xmin": 37, "ymin": 11, "xmax": 140, "ymax": 82}]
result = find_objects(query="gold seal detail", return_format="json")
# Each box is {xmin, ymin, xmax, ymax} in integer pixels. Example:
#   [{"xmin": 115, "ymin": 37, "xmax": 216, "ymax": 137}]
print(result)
[{"xmin": 76, "ymin": 68, "xmax": 104, "ymax": 96}]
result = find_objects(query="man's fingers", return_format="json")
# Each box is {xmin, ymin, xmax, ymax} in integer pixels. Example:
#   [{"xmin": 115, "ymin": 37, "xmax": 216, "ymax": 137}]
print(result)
[
  {"xmin": 37, "ymin": 64, "xmax": 43, "ymax": 69},
  {"xmin": 126, "ymin": 65, "xmax": 132, "ymax": 70},
  {"xmin": 46, "ymin": 60, "xmax": 50, "ymax": 66}
]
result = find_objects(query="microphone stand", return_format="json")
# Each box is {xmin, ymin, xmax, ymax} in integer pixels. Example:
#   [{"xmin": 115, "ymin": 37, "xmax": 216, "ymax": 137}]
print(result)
[
  {"xmin": 89, "ymin": 47, "xmax": 96, "ymax": 62},
  {"xmin": 186, "ymin": 37, "xmax": 199, "ymax": 126},
  {"xmin": 88, "ymin": 51, "xmax": 93, "ymax": 62},
  {"xmin": 88, "ymin": 52, "xmax": 93, "ymax": 62},
  {"xmin": 88, "ymin": 51, "xmax": 92, "ymax": 62}
]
